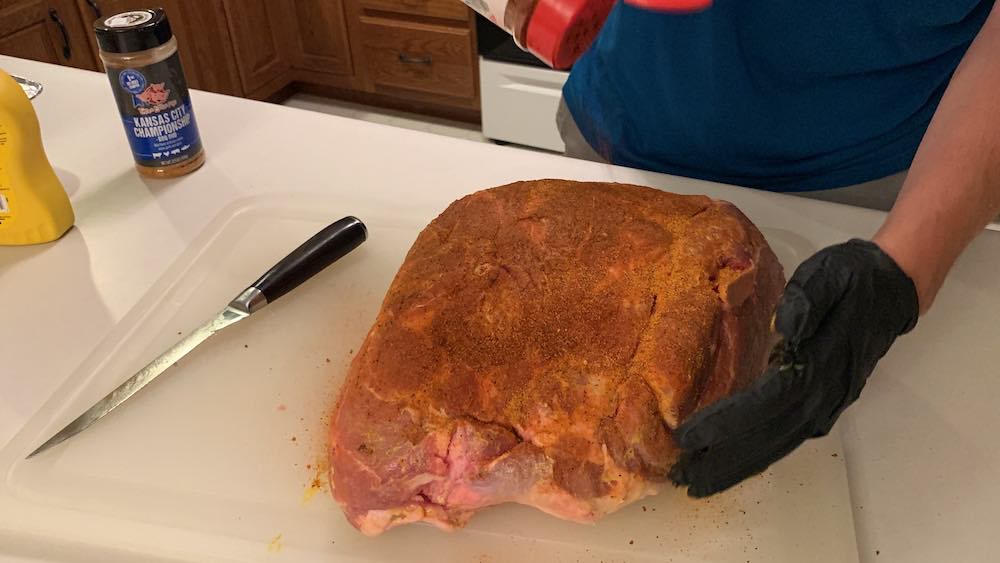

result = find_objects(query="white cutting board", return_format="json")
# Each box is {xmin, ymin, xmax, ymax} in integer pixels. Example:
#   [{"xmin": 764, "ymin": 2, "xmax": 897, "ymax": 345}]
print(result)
[{"xmin": 0, "ymin": 195, "xmax": 859, "ymax": 563}]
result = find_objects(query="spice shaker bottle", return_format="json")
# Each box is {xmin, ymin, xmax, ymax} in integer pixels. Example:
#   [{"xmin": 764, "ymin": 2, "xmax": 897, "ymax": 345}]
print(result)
[
  {"xmin": 465, "ymin": 0, "xmax": 712, "ymax": 69},
  {"xmin": 94, "ymin": 9, "xmax": 205, "ymax": 178}
]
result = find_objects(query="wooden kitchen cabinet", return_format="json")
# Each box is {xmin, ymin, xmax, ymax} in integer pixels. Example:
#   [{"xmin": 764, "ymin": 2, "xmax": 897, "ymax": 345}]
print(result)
[
  {"xmin": 344, "ymin": 0, "xmax": 479, "ymax": 114},
  {"xmin": 5, "ymin": 0, "xmax": 480, "ymax": 120},
  {"xmin": 0, "ymin": 0, "xmax": 98, "ymax": 71},
  {"xmin": 272, "ymin": 0, "xmax": 478, "ymax": 117},
  {"xmin": 270, "ymin": 0, "xmax": 354, "ymax": 77},
  {"xmin": 359, "ymin": 0, "xmax": 469, "ymax": 23},
  {"xmin": 221, "ymin": 0, "xmax": 290, "ymax": 97},
  {"xmin": 359, "ymin": 17, "xmax": 474, "ymax": 100}
]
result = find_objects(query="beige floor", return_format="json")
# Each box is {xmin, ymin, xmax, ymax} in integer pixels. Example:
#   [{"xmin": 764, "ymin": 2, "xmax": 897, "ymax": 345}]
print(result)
[{"xmin": 282, "ymin": 93, "xmax": 489, "ymax": 144}]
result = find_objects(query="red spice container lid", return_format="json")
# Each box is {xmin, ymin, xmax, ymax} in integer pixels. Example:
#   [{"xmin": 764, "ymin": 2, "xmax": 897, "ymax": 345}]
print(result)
[
  {"xmin": 525, "ymin": 0, "xmax": 712, "ymax": 69},
  {"xmin": 524, "ymin": 0, "xmax": 614, "ymax": 69}
]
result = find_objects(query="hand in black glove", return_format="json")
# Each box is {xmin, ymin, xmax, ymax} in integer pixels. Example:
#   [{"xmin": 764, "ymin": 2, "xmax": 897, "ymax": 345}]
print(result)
[{"xmin": 669, "ymin": 239, "xmax": 920, "ymax": 497}]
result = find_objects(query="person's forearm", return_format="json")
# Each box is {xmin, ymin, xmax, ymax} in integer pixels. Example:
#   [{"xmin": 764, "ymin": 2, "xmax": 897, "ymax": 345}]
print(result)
[{"xmin": 873, "ymin": 4, "xmax": 1000, "ymax": 313}]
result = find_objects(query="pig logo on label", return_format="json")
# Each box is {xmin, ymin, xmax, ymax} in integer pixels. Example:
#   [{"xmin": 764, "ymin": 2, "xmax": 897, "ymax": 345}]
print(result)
[{"xmin": 135, "ymin": 83, "xmax": 169, "ymax": 106}]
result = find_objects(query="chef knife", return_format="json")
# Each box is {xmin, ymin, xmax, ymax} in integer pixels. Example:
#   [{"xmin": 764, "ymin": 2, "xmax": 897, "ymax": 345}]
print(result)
[{"xmin": 27, "ymin": 216, "xmax": 367, "ymax": 459}]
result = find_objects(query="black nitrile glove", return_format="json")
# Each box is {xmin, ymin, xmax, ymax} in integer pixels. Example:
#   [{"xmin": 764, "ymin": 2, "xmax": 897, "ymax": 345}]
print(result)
[{"xmin": 669, "ymin": 239, "xmax": 920, "ymax": 497}]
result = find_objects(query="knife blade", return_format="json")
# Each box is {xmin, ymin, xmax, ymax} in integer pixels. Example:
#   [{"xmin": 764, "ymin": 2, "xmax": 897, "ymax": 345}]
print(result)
[{"xmin": 27, "ymin": 216, "xmax": 367, "ymax": 459}]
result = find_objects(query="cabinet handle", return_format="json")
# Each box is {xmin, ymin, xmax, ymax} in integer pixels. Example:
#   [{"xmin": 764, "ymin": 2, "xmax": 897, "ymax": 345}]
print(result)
[
  {"xmin": 48, "ymin": 9, "xmax": 72, "ymax": 60},
  {"xmin": 398, "ymin": 53, "xmax": 432, "ymax": 65},
  {"xmin": 86, "ymin": 0, "xmax": 102, "ymax": 19}
]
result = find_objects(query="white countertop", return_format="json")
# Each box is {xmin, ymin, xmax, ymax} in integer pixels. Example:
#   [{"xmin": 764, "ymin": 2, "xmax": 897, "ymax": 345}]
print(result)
[{"xmin": 2, "ymin": 55, "xmax": 999, "ymax": 562}]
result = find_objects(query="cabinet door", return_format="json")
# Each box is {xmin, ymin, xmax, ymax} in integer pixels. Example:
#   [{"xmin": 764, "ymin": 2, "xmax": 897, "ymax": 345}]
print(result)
[
  {"xmin": 79, "ymin": 0, "xmax": 244, "ymax": 96},
  {"xmin": 0, "ymin": 0, "xmax": 97, "ymax": 70},
  {"xmin": 221, "ymin": 0, "xmax": 289, "ymax": 96},
  {"xmin": 272, "ymin": 0, "xmax": 353, "ymax": 76}
]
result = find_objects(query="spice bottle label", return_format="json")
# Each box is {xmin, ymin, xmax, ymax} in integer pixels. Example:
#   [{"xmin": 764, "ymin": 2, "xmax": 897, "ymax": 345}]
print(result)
[
  {"xmin": 461, "ymin": 0, "xmax": 514, "ymax": 31},
  {"xmin": 106, "ymin": 52, "xmax": 202, "ymax": 168}
]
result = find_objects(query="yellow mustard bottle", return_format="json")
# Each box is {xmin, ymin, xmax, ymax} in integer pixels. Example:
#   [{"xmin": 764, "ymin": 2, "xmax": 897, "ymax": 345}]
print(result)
[{"xmin": 0, "ymin": 69, "xmax": 74, "ymax": 245}]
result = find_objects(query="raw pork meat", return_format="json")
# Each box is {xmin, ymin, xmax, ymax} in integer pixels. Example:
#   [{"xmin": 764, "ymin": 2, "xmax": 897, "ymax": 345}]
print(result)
[{"xmin": 328, "ymin": 180, "xmax": 784, "ymax": 535}]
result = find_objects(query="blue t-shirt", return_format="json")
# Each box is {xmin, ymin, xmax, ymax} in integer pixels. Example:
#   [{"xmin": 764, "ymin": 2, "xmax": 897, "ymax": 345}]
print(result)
[{"xmin": 563, "ymin": 1, "xmax": 994, "ymax": 191}]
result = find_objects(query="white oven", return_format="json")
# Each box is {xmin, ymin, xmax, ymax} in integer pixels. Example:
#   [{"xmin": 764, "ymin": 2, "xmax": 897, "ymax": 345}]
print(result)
[{"xmin": 477, "ymin": 16, "xmax": 570, "ymax": 152}]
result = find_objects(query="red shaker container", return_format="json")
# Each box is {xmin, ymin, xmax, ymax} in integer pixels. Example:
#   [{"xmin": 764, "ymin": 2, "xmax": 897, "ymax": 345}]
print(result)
[{"xmin": 465, "ymin": 0, "xmax": 711, "ymax": 69}]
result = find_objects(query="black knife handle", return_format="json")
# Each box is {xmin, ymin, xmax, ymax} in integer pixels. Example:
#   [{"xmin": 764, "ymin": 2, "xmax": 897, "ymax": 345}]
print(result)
[{"xmin": 250, "ymin": 216, "xmax": 367, "ymax": 304}]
